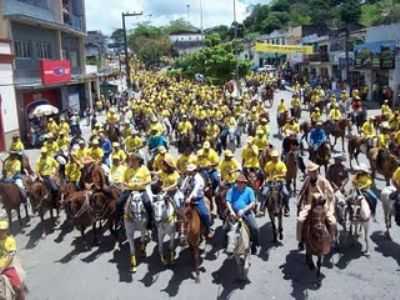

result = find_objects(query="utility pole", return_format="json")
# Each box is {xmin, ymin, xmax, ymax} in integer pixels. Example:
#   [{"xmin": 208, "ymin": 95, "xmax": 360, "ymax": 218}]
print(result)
[
  {"xmin": 186, "ymin": 4, "xmax": 191, "ymax": 22},
  {"xmin": 122, "ymin": 11, "xmax": 143, "ymax": 90},
  {"xmin": 233, "ymin": 0, "xmax": 240, "ymax": 95},
  {"xmin": 200, "ymin": 0, "xmax": 204, "ymax": 34}
]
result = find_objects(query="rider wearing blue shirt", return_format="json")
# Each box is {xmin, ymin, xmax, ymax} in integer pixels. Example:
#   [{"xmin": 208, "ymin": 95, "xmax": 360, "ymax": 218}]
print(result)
[
  {"xmin": 148, "ymin": 128, "xmax": 168, "ymax": 153},
  {"xmin": 309, "ymin": 122, "xmax": 327, "ymax": 151},
  {"xmin": 226, "ymin": 174, "xmax": 260, "ymax": 254}
]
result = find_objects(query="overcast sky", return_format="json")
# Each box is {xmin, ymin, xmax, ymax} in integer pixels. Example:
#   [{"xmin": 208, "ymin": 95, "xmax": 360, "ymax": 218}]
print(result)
[{"xmin": 85, "ymin": 0, "xmax": 268, "ymax": 35}]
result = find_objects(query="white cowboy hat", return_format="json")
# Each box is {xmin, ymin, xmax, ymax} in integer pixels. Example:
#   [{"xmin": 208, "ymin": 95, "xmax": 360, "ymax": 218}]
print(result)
[
  {"xmin": 354, "ymin": 163, "xmax": 370, "ymax": 174},
  {"xmin": 306, "ymin": 161, "xmax": 319, "ymax": 173}
]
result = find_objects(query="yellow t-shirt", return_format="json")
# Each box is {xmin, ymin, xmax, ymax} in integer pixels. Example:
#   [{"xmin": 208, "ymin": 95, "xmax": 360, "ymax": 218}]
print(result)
[
  {"xmin": 392, "ymin": 166, "xmax": 400, "ymax": 186},
  {"xmin": 241, "ymin": 144, "xmax": 260, "ymax": 169},
  {"xmin": 219, "ymin": 159, "xmax": 240, "ymax": 184},
  {"xmin": 65, "ymin": 161, "xmax": 81, "ymax": 183},
  {"xmin": 178, "ymin": 121, "xmax": 193, "ymax": 135},
  {"xmin": 377, "ymin": 133, "xmax": 390, "ymax": 149},
  {"xmin": 124, "ymin": 165, "xmax": 151, "ymax": 191},
  {"xmin": 124, "ymin": 136, "xmax": 144, "ymax": 153},
  {"xmin": 264, "ymin": 160, "xmax": 287, "ymax": 181},
  {"xmin": 10, "ymin": 140, "xmax": 24, "ymax": 152},
  {"xmin": 177, "ymin": 153, "xmax": 197, "ymax": 174},
  {"xmin": 0, "ymin": 235, "xmax": 16, "ymax": 269},
  {"xmin": 361, "ymin": 121, "xmax": 376, "ymax": 138},
  {"xmin": 89, "ymin": 147, "xmax": 104, "ymax": 163},
  {"xmin": 3, "ymin": 158, "xmax": 22, "ymax": 178},
  {"xmin": 110, "ymin": 165, "xmax": 127, "ymax": 185},
  {"xmin": 35, "ymin": 156, "xmax": 59, "ymax": 176},
  {"xmin": 329, "ymin": 109, "xmax": 342, "ymax": 121},
  {"xmin": 159, "ymin": 171, "xmax": 180, "ymax": 188},
  {"xmin": 196, "ymin": 149, "xmax": 220, "ymax": 168},
  {"xmin": 278, "ymin": 102, "xmax": 288, "ymax": 113}
]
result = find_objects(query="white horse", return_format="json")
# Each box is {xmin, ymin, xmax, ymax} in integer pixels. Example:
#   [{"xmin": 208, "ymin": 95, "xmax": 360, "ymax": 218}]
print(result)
[
  {"xmin": 381, "ymin": 186, "xmax": 397, "ymax": 240},
  {"xmin": 124, "ymin": 191, "xmax": 150, "ymax": 273},
  {"xmin": 152, "ymin": 192, "xmax": 179, "ymax": 265},
  {"xmin": 347, "ymin": 192, "xmax": 371, "ymax": 254},
  {"xmin": 225, "ymin": 218, "xmax": 251, "ymax": 282}
]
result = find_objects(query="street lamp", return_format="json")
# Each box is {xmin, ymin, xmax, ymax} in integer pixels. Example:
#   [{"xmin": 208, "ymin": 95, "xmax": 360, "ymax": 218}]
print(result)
[{"xmin": 122, "ymin": 11, "xmax": 143, "ymax": 90}]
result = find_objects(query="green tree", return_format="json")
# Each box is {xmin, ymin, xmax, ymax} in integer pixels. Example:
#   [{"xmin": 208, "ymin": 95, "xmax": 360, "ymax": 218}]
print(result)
[
  {"xmin": 128, "ymin": 23, "xmax": 171, "ymax": 67},
  {"xmin": 111, "ymin": 28, "xmax": 125, "ymax": 44},
  {"xmin": 164, "ymin": 18, "xmax": 197, "ymax": 34},
  {"xmin": 205, "ymin": 25, "xmax": 230, "ymax": 41}
]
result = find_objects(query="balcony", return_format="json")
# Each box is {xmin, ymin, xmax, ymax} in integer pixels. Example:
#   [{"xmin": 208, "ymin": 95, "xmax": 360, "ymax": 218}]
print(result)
[{"xmin": 308, "ymin": 53, "xmax": 330, "ymax": 63}]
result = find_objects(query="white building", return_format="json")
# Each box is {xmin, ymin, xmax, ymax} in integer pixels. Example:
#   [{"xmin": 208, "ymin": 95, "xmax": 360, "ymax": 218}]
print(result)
[
  {"xmin": 0, "ymin": 38, "xmax": 19, "ymax": 151},
  {"xmin": 169, "ymin": 30, "xmax": 205, "ymax": 56}
]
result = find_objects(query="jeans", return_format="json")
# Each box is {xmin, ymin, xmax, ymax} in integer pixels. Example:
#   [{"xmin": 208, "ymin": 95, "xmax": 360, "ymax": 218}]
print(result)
[
  {"xmin": 116, "ymin": 190, "xmax": 153, "ymax": 225},
  {"xmin": 201, "ymin": 169, "xmax": 220, "ymax": 191},
  {"xmin": 193, "ymin": 197, "xmax": 211, "ymax": 233},
  {"xmin": 242, "ymin": 211, "xmax": 259, "ymax": 246}
]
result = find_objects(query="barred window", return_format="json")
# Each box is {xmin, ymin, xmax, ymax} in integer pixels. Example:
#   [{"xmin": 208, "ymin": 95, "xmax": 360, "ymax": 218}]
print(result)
[
  {"xmin": 14, "ymin": 40, "xmax": 33, "ymax": 58},
  {"xmin": 36, "ymin": 41, "xmax": 52, "ymax": 59}
]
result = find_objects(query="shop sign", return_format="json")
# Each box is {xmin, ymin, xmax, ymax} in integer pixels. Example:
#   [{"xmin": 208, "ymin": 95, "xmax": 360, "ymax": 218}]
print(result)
[{"xmin": 40, "ymin": 59, "xmax": 72, "ymax": 85}]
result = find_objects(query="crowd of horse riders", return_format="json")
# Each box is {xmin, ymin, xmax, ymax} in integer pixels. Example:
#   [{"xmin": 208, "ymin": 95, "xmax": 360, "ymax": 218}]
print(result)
[{"xmin": 1, "ymin": 69, "xmax": 400, "ymax": 286}]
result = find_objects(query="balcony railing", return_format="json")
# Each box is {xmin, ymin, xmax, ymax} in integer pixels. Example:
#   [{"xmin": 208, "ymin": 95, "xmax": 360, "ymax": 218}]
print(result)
[
  {"xmin": 308, "ymin": 53, "xmax": 330, "ymax": 63},
  {"xmin": 63, "ymin": 13, "xmax": 83, "ymax": 32}
]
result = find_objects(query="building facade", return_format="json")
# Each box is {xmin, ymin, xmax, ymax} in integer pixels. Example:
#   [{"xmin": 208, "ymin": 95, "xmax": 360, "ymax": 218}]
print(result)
[
  {"xmin": 0, "ymin": 0, "xmax": 94, "ymax": 145},
  {"xmin": 169, "ymin": 30, "xmax": 205, "ymax": 56}
]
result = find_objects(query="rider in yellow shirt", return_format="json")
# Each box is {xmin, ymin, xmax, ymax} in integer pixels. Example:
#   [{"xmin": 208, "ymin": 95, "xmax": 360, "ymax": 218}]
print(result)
[
  {"xmin": 352, "ymin": 163, "xmax": 378, "ymax": 216},
  {"xmin": 57, "ymin": 133, "xmax": 70, "ymax": 151},
  {"xmin": 361, "ymin": 117, "xmax": 376, "ymax": 148},
  {"xmin": 36, "ymin": 147, "xmax": 59, "ymax": 197},
  {"xmin": 381, "ymin": 99, "xmax": 393, "ymax": 120},
  {"xmin": 124, "ymin": 129, "xmax": 144, "ymax": 153},
  {"xmin": 59, "ymin": 118, "xmax": 70, "ymax": 136},
  {"xmin": 277, "ymin": 99, "xmax": 288, "ymax": 115},
  {"xmin": 177, "ymin": 116, "xmax": 193, "ymax": 136},
  {"xmin": 377, "ymin": 122, "xmax": 390, "ymax": 150},
  {"xmin": 310, "ymin": 108, "xmax": 321, "ymax": 125},
  {"xmin": 329, "ymin": 103, "xmax": 342, "ymax": 122},
  {"xmin": 65, "ymin": 149, "xmax": 82, "ymax": 186},
  {"xmin": 219, "ymin": 150, "xmax": 240, "ymax": 185},
  {"xmin": 10, "ymin": 135, "xmax": 24, "ymax": 154},
  {"xmin": 43, "ymin": 134, "xmax": 60, "ymax": 157},
  {"xmin": 88, "ymin": 139, "xmax": 104, "ymax": 164},
  {"xmin": 47, "ymin": 118, "xmax": 59, "ymax": 136},
  {"xmin": 112, "ymin": 142, "xmax": 127, "ymax": 162},
  {"xmin": 263, "ymin": 149, "xmax": 290, "ymax": 216},
  {"xmin": 196, "ymin": 141, "xmax": 220, "ymax": 190},
  {"xmin": 177, "ymin": 149, "xmax": 197, "ymax": 175},
  {"xmin": 254, "ymin": 129, "xmax": 269, "ymax": 150},
  {"xmin": 241, "ymin": 138, "xmax": 260, "ymax": 170},
  {"xmin": 109, "ymin": 154, "xmax": 127, "ymax": 186}
]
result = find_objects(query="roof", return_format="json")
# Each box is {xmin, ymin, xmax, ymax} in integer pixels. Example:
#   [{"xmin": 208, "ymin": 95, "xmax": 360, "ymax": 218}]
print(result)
[{"xmin": 169, "ymin": 29, "xmax": 202, "ymax": 35}]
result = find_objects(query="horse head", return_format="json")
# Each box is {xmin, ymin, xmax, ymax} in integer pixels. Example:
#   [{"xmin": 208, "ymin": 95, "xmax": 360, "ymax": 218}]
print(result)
[
  {"xmin": 268, "ymin": 181, "xmax": 283, "ymax": 217},
  {"xmin": 128, "ymin": 191, "xmax": 145, "ymax": 221},
  {"xmin": 28, "ymin": 182, "xmax": 50, "ymax": 213},
  {"xmin": 348, "ymin": 194, "xmax": 365, "ymax": 222},
  {"xmin": 226, "ymin": 217, "xmax": 242, "ymax": 256},
  {"xmin": 152, "ymin": 192, "xmax": 169, "ymax": 224}
]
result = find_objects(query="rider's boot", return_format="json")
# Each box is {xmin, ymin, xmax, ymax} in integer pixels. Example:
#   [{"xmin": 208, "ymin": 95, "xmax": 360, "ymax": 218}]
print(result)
[{"xmin": 131, "ymin": 255, "xmax": 137, "ymax": 273}]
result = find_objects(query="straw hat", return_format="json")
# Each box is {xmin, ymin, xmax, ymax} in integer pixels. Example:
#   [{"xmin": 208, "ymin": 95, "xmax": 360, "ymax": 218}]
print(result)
[
  {"xmin": 270, "ymin": 149, "xmax": 279, "ymax": 158},
  {"xmin": 224, "ymin": 150, "xmax": 234, "ymax": 158},
  {"xmin": 163, "ymin": 155, "xmax": 176, "ymax": 169},
  {"xmin": 307, "ymin": 161, "xmax": 319, "ymax": 172},
  {"xmin": 186, "ymin": 163, "xmax": 197, "ymax": 172}
]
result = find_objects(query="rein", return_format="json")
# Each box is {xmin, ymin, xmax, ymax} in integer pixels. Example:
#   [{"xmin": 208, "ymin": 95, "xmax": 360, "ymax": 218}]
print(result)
[{"xmin": 73, "ymin": 192, "xmax": 93, "ymax": 220}]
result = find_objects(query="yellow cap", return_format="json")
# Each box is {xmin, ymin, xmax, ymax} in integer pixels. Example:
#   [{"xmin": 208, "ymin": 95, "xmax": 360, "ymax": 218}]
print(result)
[{"xmin": 0, "ymin": 220, "xmax": 9, "ymax": 230}]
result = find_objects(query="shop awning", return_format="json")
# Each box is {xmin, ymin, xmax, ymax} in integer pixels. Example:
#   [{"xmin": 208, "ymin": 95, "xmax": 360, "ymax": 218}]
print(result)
[{"xmin": 354, "ymin": 40, "xmax": 396, "ymax": 54}]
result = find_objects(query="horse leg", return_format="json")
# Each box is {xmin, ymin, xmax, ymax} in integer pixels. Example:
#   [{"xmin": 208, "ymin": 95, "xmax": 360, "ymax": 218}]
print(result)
[
  {"xmin": 270, "ymin": 215, "xmax": 277, "ymax": 243},
  {"xmin": 17, "ymin": 206, "xmax": 22, "ymax": 227},
  {"xmin": 140, "ymin": 228, "xmax": 147, "ymax": 257},
  {"xmin": 92, "ymin": 222, "xmax": 99, "ymax": 246},
  {"xmin": 305, "ymin": 249, "xmax": 315, "ymax": 270},
  {"xmin": 6, "ymin": 209, "xmax": 12, "ymax": 231},
  {"xmin": 193, "ymin": 246, "xmax": 200, "ymax": 283},
  {"xmin": 364, "ymin": 223, "xmax": 369, "ymax": 255},
  {"xmin": 234, "ymin": 255, "xmax": 243, "ymax": 281},
  {"xmin": 317, "ymin": 255, "xmax": 322, "ymax": 278},
  {"xmin": 278, "ymin": 213, "xmax": 283, "ymax": 241},
  {"xmin": 24, "ymin": 202, "xmax": 30, "ymax": 222},
  {"xmin": 342, "ymin": 136, "xmax": 345, "ymax": 153},
  {"xmin": 158, "ymin": 229, "xmax": 166, "ymax": 265},
  {"xmin": 124, "ymin": 221, "xmax": 137, "ymax": 273},
  {"xmin": 244, "ymin": 254, "xmax": 251, "ymax": 282},
  {"xmin": 169, "ymin": 230, "xmax": 176, "ymax": 264}
]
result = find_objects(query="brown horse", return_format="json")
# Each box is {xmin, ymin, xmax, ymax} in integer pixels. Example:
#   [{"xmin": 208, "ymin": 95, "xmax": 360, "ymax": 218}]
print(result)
[
  {"xmin": 368, "ymin": 148, "xmax": 399, "ymax": 186},
  {"xmin": 27, "ymin": 179, "xmax": 60, "ymax": 230},
  {"xmin": 63, "ymin": 191, "xmax": 97, "ymax": 243},
  {"xmin": 348, "ymin": 136, "xmax": 371, "ymax": 169},
  {"xmin": 285, "ymin": 150, "xmax": 297, "ymax": 195},
  {"xmin": 183, "ymin": 205, "xmax": 204, "ymax": 283},
  {"xmin": 303, "ymin": 201, "xmax": 333, "ymax": 278},
  {"xmin": 324, "ymin": 119, "xmax": 350, "ymax": 152},
  {"xmin": 214, "ymin": 184, "xmax": 229, "ymax": 221},
  {"xmin": 0, "ymin": 182, "xmax": 30, "ymax": 228},
  {"xmin": 310, "ymin": 143, "xmax": 331, "ymax": 174},
  {"xmin": 80, "ymin": 163, "xmax": 107, "ymax": 191}
]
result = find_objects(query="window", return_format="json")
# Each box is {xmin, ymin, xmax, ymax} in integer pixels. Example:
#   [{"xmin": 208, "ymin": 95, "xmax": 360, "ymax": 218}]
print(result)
[
  {"xmin": 36, "ymin": 41, "xmax": 52, "ymax": 59},
  {"xmin": 17, "ymin": 0, "xmax": 48, "ymax": 9},
  {"xmin": 14, "ymin": 40, "xmax": 33, "ymax": 58}
]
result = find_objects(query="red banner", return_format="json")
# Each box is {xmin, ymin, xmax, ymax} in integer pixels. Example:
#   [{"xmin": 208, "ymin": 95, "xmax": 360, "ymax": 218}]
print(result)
[{"xmin": 40, "ymin": 59, "xmax": 71, "ymax": 85}]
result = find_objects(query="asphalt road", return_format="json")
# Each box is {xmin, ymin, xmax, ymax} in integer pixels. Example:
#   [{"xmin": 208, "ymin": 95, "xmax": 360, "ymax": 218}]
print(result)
[{"xmin": 7, "ymin": 89, "xmax": 400, "ymax": 300}]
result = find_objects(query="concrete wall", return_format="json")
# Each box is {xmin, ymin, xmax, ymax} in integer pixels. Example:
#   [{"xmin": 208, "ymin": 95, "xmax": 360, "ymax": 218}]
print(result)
[
  {"xmin": 367, "ymin": 23, "xmax": 400, "ymax": 43},
  {"xmin": 3, "ymin": 0, "xmax": 56, "ymax": 22},
  {"xmin": 0, "ymin": 40, "xmax": 19, "ymax": 148},
  {"xmin": 11, "ymin": 22, "xmax": 59, "ymax": 83},
  {"xmin": 170, "ymin": 34, "xmax": 204, "ymax": 43}
]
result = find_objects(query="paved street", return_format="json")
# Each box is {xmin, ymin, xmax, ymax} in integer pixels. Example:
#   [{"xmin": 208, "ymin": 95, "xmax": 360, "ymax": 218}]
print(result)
[{"xmin": 8, "ymin": 89, "xmax": 400, "ymax": 300}]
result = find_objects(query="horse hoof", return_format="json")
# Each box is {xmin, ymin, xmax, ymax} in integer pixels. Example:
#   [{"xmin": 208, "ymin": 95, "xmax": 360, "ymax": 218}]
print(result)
[
  {"xmin": 384, "ymin": 232, "xmax": 392, "ymax": 241},
  {"xmin": 195, "ymin": 277, "xmax": 200, "ymax": 284},
  {"xmin": 279, "ymin": 234, "xmax": 283, "ymax": 241},
  {"xmin": 161, "ymin": 257, "xmax": 167, "ymax": 266},
  {"xmin": 131, "ymin": 267, "xmax": 137, "ymax": 273}
]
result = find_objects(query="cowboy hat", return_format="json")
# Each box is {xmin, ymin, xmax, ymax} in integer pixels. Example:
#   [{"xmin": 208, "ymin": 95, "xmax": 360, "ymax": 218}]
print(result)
[
  {"xmin": 307, "ymin": 161, "xmax": 319, "ymax": 172},
  {"xmin": 203, "ymin": 141, "xmax": 211, "ymax": 149},
  {"xmin": 158, "ymin": 146, "xmax": 167, "ymax": 154},
  {"xmin": 224, "ymin": 150, "xmax": 234, "ymax": 158},
  {"xmin": 163, "ymin": 155, "xmax": 176, "ymax": 169},
  {"xmin": 270, "ymin": 149, "xmax": 279, "ymax": 158}
]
